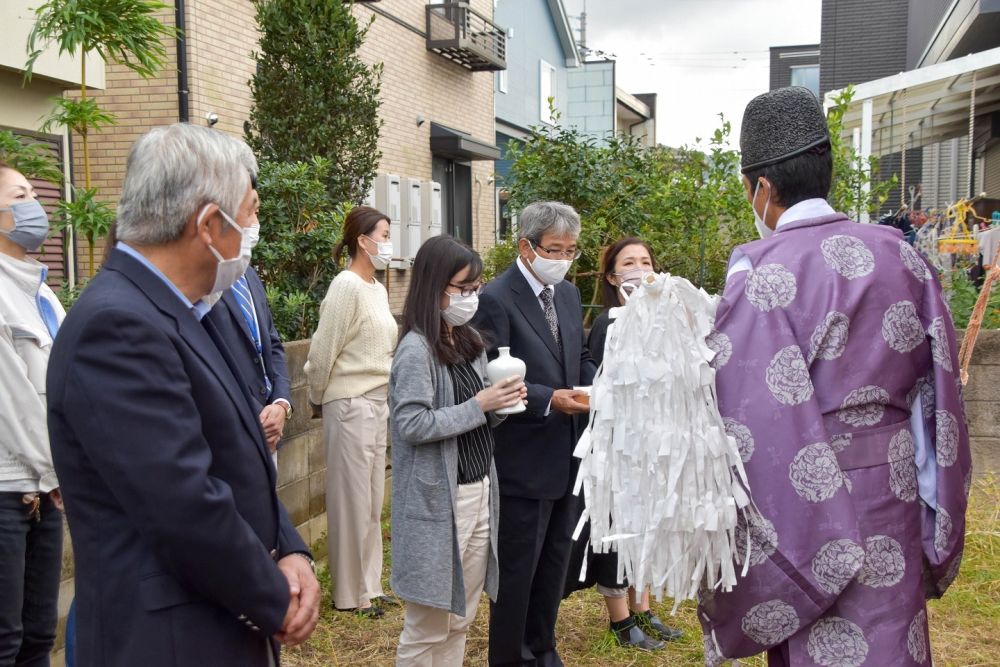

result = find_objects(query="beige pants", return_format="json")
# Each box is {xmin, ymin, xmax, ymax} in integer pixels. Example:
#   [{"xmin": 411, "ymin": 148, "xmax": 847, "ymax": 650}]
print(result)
[
  {"xmin": 323, "ymin": 386, "xmax": 388, "ymax": 609},
  {"xmin": 396, "ymin": 477, "xmax": 491, "ymax": 667}
]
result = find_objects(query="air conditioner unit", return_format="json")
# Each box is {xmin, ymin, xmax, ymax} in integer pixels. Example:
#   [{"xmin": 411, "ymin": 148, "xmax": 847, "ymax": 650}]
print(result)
[
  {"xmin": 402, "ymin": 178, "xmax": 423, "ymax": 261},
  {"xmin": 372, "ymin": 173, "xmax": 403, "ymax": 268},
  {"xmin": 421, "ymin": 180, "xmax": 442, "ymax": 242}
]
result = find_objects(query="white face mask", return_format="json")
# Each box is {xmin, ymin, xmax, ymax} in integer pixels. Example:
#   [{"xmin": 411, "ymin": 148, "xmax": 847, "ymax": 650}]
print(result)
[
  {"xmin": 245, "ymin": 220, "xmax": 261, "ymax": 252},
  {"xmin": 752, "ymin": 179, "xmax": 773, "ymax": 239},
  {"xmin": 529, "ymin": 242, "xmax": 573, "ymax": 285},
  {"xmin": 442, "ymin": 292, "xmax": 479, "ymax": 326},
  {"xmin": 362, "ymin": 235, "xmax": 393, "ymax": 270},
  {"xmin": 614, "ymin": 267, "xmax": 651, "ymax": 302},
  {"xmin": 201, "ymin": 204, "xmax": 252, "ymax": 296}
]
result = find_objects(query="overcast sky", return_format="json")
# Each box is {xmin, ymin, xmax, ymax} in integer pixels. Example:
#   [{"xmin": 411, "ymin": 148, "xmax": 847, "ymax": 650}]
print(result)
[{"xmin": 562, "ymin": 0, "xmax": 822, "ymax": 148}]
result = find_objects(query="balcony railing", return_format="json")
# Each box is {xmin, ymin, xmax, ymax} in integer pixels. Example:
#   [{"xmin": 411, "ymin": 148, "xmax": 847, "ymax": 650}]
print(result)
[{"xmin": 426, "ymin": 2, "xmax": 507, "ymax": 72}]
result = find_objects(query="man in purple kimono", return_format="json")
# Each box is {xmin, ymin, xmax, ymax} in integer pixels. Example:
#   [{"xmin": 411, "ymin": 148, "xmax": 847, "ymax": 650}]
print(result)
[{"xmin": 698, "ymin": 86, "xmax": 972, "ymax": 666}]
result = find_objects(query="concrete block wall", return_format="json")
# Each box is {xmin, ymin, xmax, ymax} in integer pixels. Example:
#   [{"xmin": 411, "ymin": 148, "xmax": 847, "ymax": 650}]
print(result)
[{"xmin": 960, "ymin": 330, "xmax": 1000, "ymax": 474}]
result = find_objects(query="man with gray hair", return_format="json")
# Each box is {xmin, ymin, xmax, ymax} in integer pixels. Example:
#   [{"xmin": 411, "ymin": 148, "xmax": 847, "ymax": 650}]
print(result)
[
  {"xmin": 474, "ymin": 201, "xmax": 596, "ymax": 666},
  {"xmin": 47, "ymin": 123, "xmax": 319, "ymax": 667}
]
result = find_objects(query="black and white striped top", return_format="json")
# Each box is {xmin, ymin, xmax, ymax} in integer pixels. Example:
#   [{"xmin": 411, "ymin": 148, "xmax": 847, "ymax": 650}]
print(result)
[{"xmin": 448, "ymin": 360, "xmax": 495, "ymax": 485}]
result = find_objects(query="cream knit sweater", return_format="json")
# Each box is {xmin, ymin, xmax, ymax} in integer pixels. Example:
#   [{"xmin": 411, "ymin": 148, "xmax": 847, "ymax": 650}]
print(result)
[{"xmin": 305, "ymin": 270, "xmax": 398, "ymax": 405}]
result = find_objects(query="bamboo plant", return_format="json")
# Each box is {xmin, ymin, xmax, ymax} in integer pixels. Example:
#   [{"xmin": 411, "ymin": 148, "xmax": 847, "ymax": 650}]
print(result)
[{"xmin": 24, "ymin": 0, "xmax": 175, "ymax": 277}]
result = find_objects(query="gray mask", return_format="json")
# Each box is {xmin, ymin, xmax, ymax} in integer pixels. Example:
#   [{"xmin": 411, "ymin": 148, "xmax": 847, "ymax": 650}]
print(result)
[{"xmin": 0, "ymin": 200, "xmax": 50, "ymax": 252}]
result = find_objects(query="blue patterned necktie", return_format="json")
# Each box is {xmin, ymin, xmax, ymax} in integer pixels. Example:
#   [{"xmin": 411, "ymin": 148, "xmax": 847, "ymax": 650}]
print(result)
[
  {"xmin": 36, "ymin": 268, "xmax": 59, "ymax": 340},
  {"xmin": 37, "ymin": 294, "xmax": 59, "ymax": 340},
  {"xmin": 539, "ymin": 286, "xmax": 561, "ymax": 350},
  {"xmin": 231, "ymin": 275, "xmax": 272, "ymax": 395}
]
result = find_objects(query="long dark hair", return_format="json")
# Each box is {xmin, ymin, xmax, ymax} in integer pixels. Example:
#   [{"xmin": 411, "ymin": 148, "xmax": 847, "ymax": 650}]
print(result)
[
  {"xmin": 332, "ymin": 205, "xmax": 388, "ymax": 267},
  {"xmin": 600, "ymin": 237, "xmax": 658, "ymax": 308},
  {"xmin": 401, "ymin": 235, "xmax": 485, "ymax": 365}
]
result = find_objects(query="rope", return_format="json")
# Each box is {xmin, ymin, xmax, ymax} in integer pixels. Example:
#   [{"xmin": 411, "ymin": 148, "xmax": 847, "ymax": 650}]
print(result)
[
  {"xmin": 968, "ymin": 70, "xmax": 977, "ymax": 199},
  {"xmin": 901, "ymin": 89, "xmax": 907, "ymax": 208},
  {"xmin": 957, "ymin": 243, "xmax": 1000, "ymax": 385}
]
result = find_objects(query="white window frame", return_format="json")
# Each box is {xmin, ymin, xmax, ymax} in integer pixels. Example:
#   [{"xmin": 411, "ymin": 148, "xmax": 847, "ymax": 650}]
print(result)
[{"xmin": 539, "ymin": 59, "xmax": 557, "ymax": 124}]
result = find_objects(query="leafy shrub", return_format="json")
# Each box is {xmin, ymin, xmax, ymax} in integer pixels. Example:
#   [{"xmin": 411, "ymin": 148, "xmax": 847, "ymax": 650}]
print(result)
[
  {"xmin": 248, "ymin": 0, "xmax": 382, "ymax": 206},
  {"xmin": 253, "ymin": 158, "xmax": 350, "ymax": 340},
  {"xmin": 947, "ymin": 269, "xmax": 1000, "ymax": 330},
  {"xmin": 488, "ymin": 114, "xmax": 755, "ymax": 314}
]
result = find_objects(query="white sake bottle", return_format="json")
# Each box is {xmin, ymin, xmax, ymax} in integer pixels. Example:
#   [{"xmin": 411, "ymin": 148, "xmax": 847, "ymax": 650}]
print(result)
[{"xmin": 486, "ymin": 346, "xmax": 527, "ymax": 415}]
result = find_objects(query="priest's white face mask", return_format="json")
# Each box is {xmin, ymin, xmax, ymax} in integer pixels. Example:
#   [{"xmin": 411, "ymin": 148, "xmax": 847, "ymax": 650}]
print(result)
[{"xmin": 751, "ymin": 178, "xmax": 774, "ymax": 239}]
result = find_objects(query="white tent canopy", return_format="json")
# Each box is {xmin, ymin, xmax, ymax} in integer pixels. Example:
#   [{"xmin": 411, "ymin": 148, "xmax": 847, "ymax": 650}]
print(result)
[{"xmin": 823, "ymin": 46, "xmax": 1000, "ymax": 221}]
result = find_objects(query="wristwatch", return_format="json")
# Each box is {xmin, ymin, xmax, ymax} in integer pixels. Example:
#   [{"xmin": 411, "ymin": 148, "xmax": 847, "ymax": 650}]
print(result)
[
  {"xmin": 290, "ymin": 552, "xmax": 316, "ymax": 574},
  {"xmin": 275, "ymin": 399, "xmax": 292, "ymax": 418}
]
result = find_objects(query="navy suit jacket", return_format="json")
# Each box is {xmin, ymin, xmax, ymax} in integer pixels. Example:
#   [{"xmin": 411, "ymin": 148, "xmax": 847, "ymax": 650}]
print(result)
[
  {"xmin": 207, "ymin": 266, "xmax": 291, "ymax": 416},
  {"xmin": 47, "ymin": 249, "xmax": 308, "ymax": 667},
  {"xmin": 473, "ymin": 263, "xmax": 597, "ymax": 499}
]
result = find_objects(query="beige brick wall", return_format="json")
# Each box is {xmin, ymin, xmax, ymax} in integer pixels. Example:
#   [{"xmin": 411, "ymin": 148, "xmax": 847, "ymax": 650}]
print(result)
[
  {"xmin": 66, "ymin": 6, "xmax": 178, "ymax": 277},
  {"xmin": 71, "ymin": 1, "xmax": 497, "ymax": 313},
  {"xmin": 185, "ymin": 0, "xmax": 258, "ymax": 137},
  {"xmin": 354, "ymin": 0, "xmax": 497, "ymax": 313}
]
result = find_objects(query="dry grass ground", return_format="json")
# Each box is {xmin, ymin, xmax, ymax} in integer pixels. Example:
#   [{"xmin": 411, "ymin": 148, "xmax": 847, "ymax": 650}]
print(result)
[{"xmin": 285, "ymin": 475, "xmax": 999, "ymax": 666}]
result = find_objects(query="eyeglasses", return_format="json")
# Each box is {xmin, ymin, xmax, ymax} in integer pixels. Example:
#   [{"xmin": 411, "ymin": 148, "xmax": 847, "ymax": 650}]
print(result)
[
  {"xmin": 447, "ymin": 283, "xmax": 484, "ymax": 297},
  {"xmin": 530, "ymin": 241, "xmax": 581, "ymax": 260}
]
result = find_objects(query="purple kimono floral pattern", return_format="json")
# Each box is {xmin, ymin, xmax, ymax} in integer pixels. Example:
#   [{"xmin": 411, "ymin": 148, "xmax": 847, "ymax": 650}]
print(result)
[{"xmin": 698, "ymin": 214, "xmax": 971, "ymax": 666}]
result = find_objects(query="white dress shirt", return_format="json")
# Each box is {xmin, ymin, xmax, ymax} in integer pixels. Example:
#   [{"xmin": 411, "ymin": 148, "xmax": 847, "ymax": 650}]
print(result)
[
  {"xmin": 516, "ymin": 256, "xmax": 558, "ymax": 415},
  {"xmin": 727, "ymin": 198, "xmax": 836, "ymax": 279}
]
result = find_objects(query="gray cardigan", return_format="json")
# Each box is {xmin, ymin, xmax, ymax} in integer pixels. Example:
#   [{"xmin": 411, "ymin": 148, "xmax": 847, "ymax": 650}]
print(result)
[{"xmin": 389, "ymin": 331, "xmax": 503, "ymax": 615}]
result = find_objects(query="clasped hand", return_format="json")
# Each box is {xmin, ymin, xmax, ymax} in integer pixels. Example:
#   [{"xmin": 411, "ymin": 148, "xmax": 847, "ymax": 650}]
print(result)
[{"xmin": 274, "ymin": 554, "xmax": 320, "ymax": 646}]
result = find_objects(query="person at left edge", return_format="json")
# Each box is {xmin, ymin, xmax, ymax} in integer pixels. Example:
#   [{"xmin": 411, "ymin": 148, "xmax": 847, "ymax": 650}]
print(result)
[
  {"xmin": 47, "ymin": 123, "xmax": 319, "ymax": 667},
  {"xmin": 0, "ymin": 162, "xmax": 65, "ymax": 667},
  {"xmin": 206, "ymin": 170, "xmax": 292, "ymax": 468}
]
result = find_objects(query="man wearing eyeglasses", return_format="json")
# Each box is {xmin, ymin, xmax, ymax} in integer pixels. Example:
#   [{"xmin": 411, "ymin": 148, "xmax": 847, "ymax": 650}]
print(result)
[{"xmin": 474, "ymin": 201, "xmax": 597, "ymax": 667}]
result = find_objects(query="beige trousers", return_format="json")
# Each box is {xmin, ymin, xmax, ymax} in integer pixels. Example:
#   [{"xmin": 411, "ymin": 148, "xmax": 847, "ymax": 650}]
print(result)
[
  {"xmin": 323, "ymin": 385, "xmax": 388, "ymax": 610},
  {"xmin": 396, "ymin": 477, "xmax": 491, "ymax": 667}
]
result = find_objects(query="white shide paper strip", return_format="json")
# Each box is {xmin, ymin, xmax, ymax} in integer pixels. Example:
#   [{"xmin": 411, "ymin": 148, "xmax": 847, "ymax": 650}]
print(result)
[{"xmin": 572, "ymin": 272, "xmax": 753, "ymax": 613}]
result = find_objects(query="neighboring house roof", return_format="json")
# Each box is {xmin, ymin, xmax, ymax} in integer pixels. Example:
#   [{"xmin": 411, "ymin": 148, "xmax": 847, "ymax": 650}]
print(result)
[{"xmin": 547, "ymin": 0, "xmax": 582, "ymax": 68}]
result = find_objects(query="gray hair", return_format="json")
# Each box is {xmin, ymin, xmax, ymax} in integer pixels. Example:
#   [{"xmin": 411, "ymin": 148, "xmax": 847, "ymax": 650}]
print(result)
[
  {"xmin": 116, "ymin": 123, "xmax": 257, "ymax": 245},
  {"xmin": 517, "ymin": 201, "xmax": 581, "ymax": 242}
]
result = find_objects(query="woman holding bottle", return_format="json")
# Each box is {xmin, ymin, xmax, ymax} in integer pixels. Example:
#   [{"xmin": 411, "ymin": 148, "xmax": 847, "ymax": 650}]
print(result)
[{"xmin": 389, "ymin": 235, "xmax": 525, "ymax": 665}]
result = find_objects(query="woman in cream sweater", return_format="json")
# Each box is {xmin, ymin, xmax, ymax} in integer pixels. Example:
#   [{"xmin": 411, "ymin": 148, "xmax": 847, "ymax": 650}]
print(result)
[{"xmin": 305, "ymin": 205, "xmax": 399, "ymax": 617}]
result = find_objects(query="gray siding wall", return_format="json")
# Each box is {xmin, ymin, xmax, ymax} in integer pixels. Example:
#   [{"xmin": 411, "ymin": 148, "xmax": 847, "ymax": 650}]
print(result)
[
  {"xmin": 820, "ymin": 0, "xmax": 910, "ymax": 98},
  {"xmin": 984, "ymin": 143, "xmax": 1000, "ymax": 198},
  {"xmin": 769, "ymin": 45, "xmax": 820, "ymax": 91},
  {"xmin": 922, "ymin": 137, "xmax": 973, "ymax": 209},
  {"xmin": 494, "ymin": 0, "xmax": 573, "ymax": 132},
  {"xmin": 906, "ymin": 0, "xmax": 953, "ymax": 67},
  {"xmin": 566, "ymin": 60, "xmax": 615, "ymax": 140}
]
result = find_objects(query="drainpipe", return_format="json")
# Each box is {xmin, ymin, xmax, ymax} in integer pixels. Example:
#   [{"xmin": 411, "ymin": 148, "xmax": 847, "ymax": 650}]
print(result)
[{"xmin": 176, "ymin": 0, "xmax": 190, "ymax": 122}]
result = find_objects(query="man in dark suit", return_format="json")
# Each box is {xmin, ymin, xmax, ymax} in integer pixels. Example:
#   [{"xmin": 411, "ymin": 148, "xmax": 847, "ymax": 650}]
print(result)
[
  {"xmin": 208, "ymin": 258, "xmax": 292, "ymax": 460},
  {"xmin": 474, "ymin": 201, "xmax": 596, "ymax": 667},
  {"xmin": 46, "ymin": 124, "xmax": 319, "ymax": 667}
]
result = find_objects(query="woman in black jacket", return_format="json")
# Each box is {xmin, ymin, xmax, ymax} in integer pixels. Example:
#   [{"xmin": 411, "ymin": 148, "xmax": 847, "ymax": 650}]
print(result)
[{"xmin": 564, "ymin": 237, "xmax": 682, "ymax": 651}]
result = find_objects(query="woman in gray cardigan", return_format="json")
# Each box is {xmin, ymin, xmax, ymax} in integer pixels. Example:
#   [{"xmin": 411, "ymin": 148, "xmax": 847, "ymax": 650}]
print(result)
[{"xmin": 390, "ymin": 236, "xmax": 526, "ymax": 666}]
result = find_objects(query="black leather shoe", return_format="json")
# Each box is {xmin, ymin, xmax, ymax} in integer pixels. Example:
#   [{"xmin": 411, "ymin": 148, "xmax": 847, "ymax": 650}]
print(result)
[
  {"xmin": 609, "ymin": 616, "xmax": 665, "ymax": 650},
  {"xmin": 334, "ymin": 604, "xmax": 384, "ymax": 618},
  {"xmin": 634, "ymin": 610, "xmax": 683, "ymax": 641}
]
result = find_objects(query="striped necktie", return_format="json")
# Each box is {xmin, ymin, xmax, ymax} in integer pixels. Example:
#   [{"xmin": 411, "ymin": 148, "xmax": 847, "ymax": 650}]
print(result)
[{"xmin": 231, "ymin": 275, "xmax": 272, "ymax": 395}]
